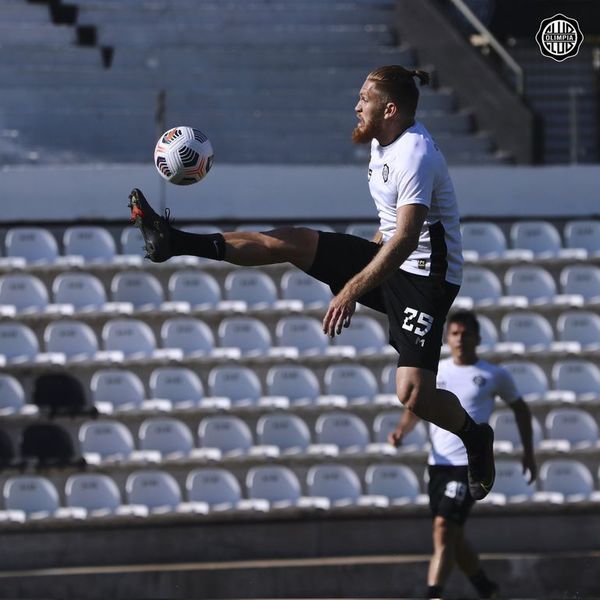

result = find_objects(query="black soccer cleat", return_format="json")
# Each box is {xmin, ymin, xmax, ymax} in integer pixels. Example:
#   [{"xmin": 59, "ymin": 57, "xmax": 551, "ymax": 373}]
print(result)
[
  {"xmin": 466, "ymin": 423, "xmax": 495, "ymax": 501},
  {"xmin": 128, "ymin": 188, "xmax": 173, "ymax": 263}
]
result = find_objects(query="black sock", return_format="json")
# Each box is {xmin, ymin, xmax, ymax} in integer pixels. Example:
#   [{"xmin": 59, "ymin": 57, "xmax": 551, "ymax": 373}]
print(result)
[
  {"xmin": 426, "ymin": 584, "xmax": 443, "ymax": 598},
  {"xmin": 170, "ymin": 229, "xmax": 226, "ymax": 260},
  {"xmin": 456, "ymin": 412, "xmax": 480, "ymax": 452},
  {"xmin": 469, "ymin": 569, "xmax": 498, "ymax": 597}
]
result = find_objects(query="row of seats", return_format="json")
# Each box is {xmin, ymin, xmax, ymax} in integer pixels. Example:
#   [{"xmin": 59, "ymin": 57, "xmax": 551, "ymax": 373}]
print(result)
[
  {"xmin": 1, "ymin": 458, "xmax": 599, "ymax": 523},
  {"xmin": 2, "ymin": 264, "xmax": 600, "ymax": 317},
  {"xmin": 2, "ymin": 220, "xmax": 599, "ymax": 264},
  {"xmin": 2, "ymin": 311, "xmax": 600, "ymax": 368}
]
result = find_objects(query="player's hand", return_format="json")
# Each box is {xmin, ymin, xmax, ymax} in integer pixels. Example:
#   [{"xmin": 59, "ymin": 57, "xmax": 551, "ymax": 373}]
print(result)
[
  {"xmin": 522, "ymin": 451, "xmax": 537, "ymax": 483},
  {"xmin": 388, "ymin": 429, "xmax": 403, "ymax": 448},
  {"xmin": 322, "ymin": 290, "xmax": 356, "ymax": 338}
]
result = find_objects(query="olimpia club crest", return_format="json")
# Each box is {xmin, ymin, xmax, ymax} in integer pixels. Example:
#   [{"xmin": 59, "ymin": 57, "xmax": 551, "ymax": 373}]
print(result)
[{"xmin": 535, "ymin": 14, "xmax": 583, "ymax": 62}]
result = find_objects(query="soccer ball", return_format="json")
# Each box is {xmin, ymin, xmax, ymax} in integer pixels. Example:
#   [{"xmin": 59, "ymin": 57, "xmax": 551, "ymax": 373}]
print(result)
[{"xmin": 154, "ymin": 126, "xmax": 214, "ymax": 185}]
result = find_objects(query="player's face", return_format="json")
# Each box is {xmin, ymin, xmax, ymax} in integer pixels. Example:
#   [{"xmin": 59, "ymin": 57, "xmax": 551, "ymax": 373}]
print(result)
[
  {"xmin": 446, "ymin": 321, "xmax": 480, "ymax": 363},
  {"xmin": 352, "ymin": 79, "xmax": 386, "ymax": 144}
]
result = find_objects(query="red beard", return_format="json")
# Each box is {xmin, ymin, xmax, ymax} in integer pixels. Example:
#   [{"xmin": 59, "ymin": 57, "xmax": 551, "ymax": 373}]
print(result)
[{"xmin": 352, "ymin": 113, "xmax": 384, "ymax": 144}]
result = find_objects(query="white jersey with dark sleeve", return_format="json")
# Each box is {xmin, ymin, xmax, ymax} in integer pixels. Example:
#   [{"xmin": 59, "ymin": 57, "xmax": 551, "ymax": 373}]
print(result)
[
  {"xmin": 368, "ymin": 121, "xmax": 463, "ymax": 285},
  {"xmin": 428, "ymin": 358, "xmax": 521, "ymax": 466}
]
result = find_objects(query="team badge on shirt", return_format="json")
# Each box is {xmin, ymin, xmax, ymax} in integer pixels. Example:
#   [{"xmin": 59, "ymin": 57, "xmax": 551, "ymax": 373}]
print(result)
[
  {"xmin": 382, "ymin": 164, "xmax": 389, "ymax": 182},
  {"xmin": 472, "ymin": 375, "xmax": 487, "ymax": 388},
  {"xmin": 368, "ymin": 168, "xmax": 372, "ymax": 181}
]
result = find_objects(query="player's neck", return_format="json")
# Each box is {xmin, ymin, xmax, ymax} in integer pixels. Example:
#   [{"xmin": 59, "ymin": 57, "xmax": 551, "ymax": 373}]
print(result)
[
  {"xmin": 378, "ymin": 117, "xmax": 415, "ymax": 146},
  {"xmin": 452, "ymin": 353, "xmax": 479, "ymax": 366}
]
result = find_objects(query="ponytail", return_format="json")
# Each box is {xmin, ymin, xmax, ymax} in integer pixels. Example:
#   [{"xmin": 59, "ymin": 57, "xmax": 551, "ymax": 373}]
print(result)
[{"xmin": 411, "ymin": 69, "xmax": 430, "ymax": 87}]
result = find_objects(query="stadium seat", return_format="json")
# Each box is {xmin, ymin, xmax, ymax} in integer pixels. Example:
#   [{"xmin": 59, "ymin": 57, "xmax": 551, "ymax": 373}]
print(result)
[
  {"xmin": 120, "ymin": 227, "xmax": 145, "ymax": 256},
  {"xmin": 556, "ymin": 311, "xmax": 600, "ymax": 350},
  {"xmin": 125, "ymin": 470, "xmax": 186, "ymax": 514},
  {"xmin": 224, "ymin": 269, "xmax": 277, "ymax": 308},
  {"xmin": 186, "ymin": 468, "xmax": 243, "ymax": 510},
  {"xmin": 256, "ymin": 413, "xmax": 312, "ymax": 453},
  {"xmin": 306, "ymin": 464, "xmax": 362, "ymax": 506},
  {"xmin": 563, "ymin": 220, "xmax": 600, "ymax": 254},
  {"xmin": 493, "ymin": 459, "xmax": 536, "ymax": 502},
  {"xmin": 197, "ymin": 415, "xmax": 254, "ymax": 455},
  {"xmin": 208, "ymin": 366, "xmax": 262, "ymax": 407},
  {"xmin": 138, "ymin": 417, "xmax": 195, "ymax": 458},
  {"xmin": 460, "ymin": 222, "xmax": 507, "ymax": 257},
  {"xmin": 246, "ymin": 465, "xmax": 303, "ymax": 507},
  {"xmin": 63, "ymin": 226, "xmax": 116, "ymax": 262},
  {"xmin": 32, "ymin": 372, "xmax": 92, "ymax": 418},
  {"xmin": 504, "ymin": 266, "xmax": 557, "ymax": 304},
  {"xmin": 44, "ymin": 320, "xmax": 99, "ymax": 359},
  {"xmin": 560, "ymin": 265, "xmax": 600, "ymax": 303},
  {"xmin": 499, "ymin": 361, "xmax": 549, "ymax": 403},
  {"xmin": 500, "ymin": 312, "xmax": 554, "ymax": 350},
  {"xmin": 0, "ymin": 273, "xmax": 49, "ymax": 312},
  {"xmin": 538, "ymin": 459, "xmax": 595, "ymax": 502},
  {"xmin": 372, "ymin": 410, "xmax": 429, "ymax": 450},
  {"xmin": 168, "ymin": 271, "xmax": 222, "ymax": 307},
  {"xmin": 489, "ymin": 409, "xmax": 543, "ymax": 450},
  {"xmin": 552, "ymin": 360, "xmax": 600, "ymax": 401},
  {"xmin": 365, "ymin": 464, "xmax": 425, "ymax": 504},
  {"xmin": 20, "ymin": 422, "xmax": 78, "ymax": 467},
  {"xmin": 275, "ymin": 316, "xmax": 331, "ymax": 356},
  {"xmin": 52, "ymin": 273, "xmax": 108, "ymax": 311},
  {"xmin": 345, "ymin": 223, "xmax": 380, "ymax": 240},
  {"xmin": 458, "ymin": 267, "xmax": 502, "ymax": 305},
  {"xmin": 111, "ymin": 271, "xmax": 164, "ymax": 309},
  {"xmin": 102, "ymin": 318, "xmax": 158, "ymax": 358},
  {"xmin": 0, "ymin": 374, "xmax": 31, "ymax": 415},
  {"xmin": 380, "ymin": 364, "xmax": 397, "ymax": 394},
  {"xmin": 90, "ymin": 369, "xmax": 145, "ymax": 411},
  {"xmin": 280, "ymin": 269, "xmax": 332, "ymax": 307},
  {"xmin": 149, "ymin": 367, "xmax": 204, "ymax": 409},
  {"xmin": 160, "ymin": 318, "xmax": 219, "ymax": 358},
  {"xmin": 331, "ymin": 315, "xmax": 391, "ymax": 355},
  {"xmin": 0, "ymin": 322, "xmax": 39, "ymax": 362},
  {"xmin": 509, "ymin": 221, "xmax": 562, "ymax": 256},
  {"xmin": 477, "ymin": 314, "xmax": 499, "ymax": 349},
  {"xmin": 3, "ymin": 476, "xmax": 60, "ymax": 519},
  {"xmin": 315, "ymin": 412, "xmax": 370, "ymax": 452},
  {"xmin": 266, "ymin": 365, "xmax": 320, "ymax": 406},
  {"xmin": 545, "ymin": 408, "xmax": 599, "ymax": 448},
  {"xmin": 324, "ymin": 364, "xmax": 378, "ymax": 405},
  {"xmin": 65, "ymin": 473, "xmax": 122, "ymax": 517},
  {"xmin": 218, "ymin": 317, "xmax": 273, "ymax": 355},
  {"xmin": 5, "ymin": 227, "xmax": 59, "ymax": 263}
]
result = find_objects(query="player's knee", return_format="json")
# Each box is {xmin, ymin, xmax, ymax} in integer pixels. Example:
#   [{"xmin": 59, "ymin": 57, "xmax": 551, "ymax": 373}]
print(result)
[{"xmin": 396, "ymin": 380, "xmax": 428, "ymax": 415}]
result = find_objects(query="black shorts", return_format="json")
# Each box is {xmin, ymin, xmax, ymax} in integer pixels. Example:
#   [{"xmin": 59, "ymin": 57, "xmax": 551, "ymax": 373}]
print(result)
[
  {"xmin": 306, "ymin": 231, "xmax": 460, "ymax": 372},
  {"xmin": 428, "ymin": 465, "xmax": 474, "ymax": 525}
]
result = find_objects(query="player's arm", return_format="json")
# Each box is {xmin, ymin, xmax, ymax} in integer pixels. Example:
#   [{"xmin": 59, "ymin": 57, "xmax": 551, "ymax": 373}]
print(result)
[
  {"xmin": 388, "ymin": 408, "xmax": 421, "ymax": 448},
  {"xmin": 506, "ymin": 398, "xmax": 537, "ymax": 483}
]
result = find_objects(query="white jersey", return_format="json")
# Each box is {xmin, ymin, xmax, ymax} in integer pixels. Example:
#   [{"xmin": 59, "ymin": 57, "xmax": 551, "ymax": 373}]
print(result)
[
  {"xmin": 429, "ymin": 358, "xmax": 520, "ymax": 466},
  {"xmin": 368, "ymin": 121, "xmax": 463, "ymax": 285}
]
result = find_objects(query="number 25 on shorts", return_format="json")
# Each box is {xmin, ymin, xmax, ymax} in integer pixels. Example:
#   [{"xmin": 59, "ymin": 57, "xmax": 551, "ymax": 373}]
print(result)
[{"xmin": 402, "ymin": 307, "xmax": 434, "ymax": 337}]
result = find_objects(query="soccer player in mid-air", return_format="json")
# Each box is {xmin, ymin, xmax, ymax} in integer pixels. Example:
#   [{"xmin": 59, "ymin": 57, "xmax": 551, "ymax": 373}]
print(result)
[
  {"xmin": 389, "ymin": 310, "xmax": 537, "ymax": 599},
  {"xmin": 129, "ymin": 65, "xmax": 496, "ymax": 500}
]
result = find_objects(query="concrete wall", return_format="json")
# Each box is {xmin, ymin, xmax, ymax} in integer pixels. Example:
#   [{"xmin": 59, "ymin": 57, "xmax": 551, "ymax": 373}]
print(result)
[{"xmin": 0, "ymin": 164, "xmax": 599, "ymax": 223}]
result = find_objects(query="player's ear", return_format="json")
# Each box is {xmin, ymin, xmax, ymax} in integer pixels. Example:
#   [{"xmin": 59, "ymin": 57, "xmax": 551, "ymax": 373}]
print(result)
[{"xmin": 384, "ymin": 102, "xmax": 397, "ymax": 119}]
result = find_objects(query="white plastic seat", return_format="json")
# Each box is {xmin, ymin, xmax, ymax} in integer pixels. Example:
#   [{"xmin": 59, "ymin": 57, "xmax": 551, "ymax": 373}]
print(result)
[
  {"xmin": 208, "ymin": 366, "xmax": 262, "ymax": 406},
  {"xmin": 0, "ymin": 374, "xmax": 28, "ymax": 414},
  {"xmin": 280, "ymin": 269, "xmax": 332, "ymax": 307},
  {"xmin": 494, "ymin": 459, "xmax": 536, "ymax": 502},
  {"xmin": 5, "ymin": 227, "xmax": 59, "ymax": 263},
  {"xmin": 149, "ymin": 367, "xmax": 204, "ymax": 408},
  {"xmin": 372, "ymin": 410, "xmax": 429, "ymax": 449},
  {"xmin": 120, "ymin": 227, "xmax": 145, "ymax": 256},
  {"xmin": 4, "ymin": 476, "xmax": 60, "ymax": 519},
  {"xmin": 489, "ymin": 409, "xmax": 543, "ymax": 450},
  {"xmin": 246, "ymin": 465, "xmax": 302, "ymax": 506},
  {"xmin": 266, "ymin": 365, "xmax": 320, "ymax": 405},
  {"xmin": 218, "ymin": 317, "xmax": 272, "ymax": 355},
  {"xmin": 459, "ymin": 267, "xmax": 502, "ymax": 304},
  {"xmin": 186, "ymin": 468, "xmax": 242, "ymax": 509},
  {"xmin": 52, "ymin": 273, "xmax": 108, "ymax": 311},
  {"xmin": 380, "ymin": 364, "xmax": 397, "ymax": 394},
  {"xmin": 477, "ymin": 314, "xmax": 499, "ymax": 349},
  {"xmin": 0, "ymin": 322, "xmax": 40, "ymax": 362},
  {"xmin": 65, "ymin": 473, "xmax": 122, "ymax": 516},
  {"xmin": 315, "ymin": 412, "xmax": 370, "ymax": 452},
  {"xmin": 365, "ymin": 464, "xmax": 424, "ymax": 503},
  {"xmin": 560, "ymin": 265, "xmax": 600, "ymax": 302},
  {"xmin": 538, "ymin": 459, "xmax": 594, "ymax": 501},
  {"xmin": 256, "ymin": 414, "xmax": 311, "ymax": 453},
  {"xmin": 224, "ymin": 270, "xmax": 277, "ymax": 307},
  {"xmin": 91, "ymin": 369, "xmax": 145, "ymax": 411},
  {"xmin": 63, "ymin": 226, "xmax": 116, "ymax": 262},
  {"xmin": 168, "ymin": 271, "xmax": 222, "ymax": 307},
  {"xmin": 138, "ymin": 417, "xmax": 195, "ymax": 457},
  {"xmin": 500, "ymin": 312, "xmax": 554, "ymax": 350},
  {"xmin": 345, "ymin": 223, "xmax": 380, "ymax": 240},
  {"xmin": 552, "ymin": 360, "xmax": 600, "ymax": 401},
  {"xmin": 275, "ymin": 316, "xmax": 329, "ymax": 355},
  {"xmin": 111, "ymin": 271, "xmax": 164, "ymax": 309},
  {"xmin": 331, "ymin": 315, "xmax": 389, "ymax": 355},
  {"xmin": 564, "ymin": 220, "xmax": 600, "ymax": 254},
  {"xmin": 160, "ymin": 318, "xmax": 217, "ymax": 357},
  {"xmin": 102, "ymin": 318, "xmax": 157, "ymax": 357},
  {"xmin": 556, "ymin": 311, "xmax": 600, "ymax": 350},
  {"xmin": 545, "ymin": 408, "xmax": 599, "ymax": 447},
  {"xmin": 0, "ymin": 273, "xmax": 48, "ymax": 312},
  {"xmin": 79, "ymin": 419, "xmax": 136, "ymax": 461},
  {"xmin": 197, "ymin": 415, "xmax": 253, "ymax": 454},
  {"xmin": 510, "ymin": 221, "xmax": 562, "ymax": 256},
  {"xmin": 460, "ymin": 222, "xmax": 507, "ymax": 257},
  {"xmin": 306, "ymin": 464, "xmax": 362, "ymax": 506},
  {"xmin": 44, "ymin": 320, "xmax": 99, "ymax": 359},
  {"xmin": 500, "ymin": 361, "xmax": 549, "ymax": 402},
  {"xmin": 125, "ymin": 470, "xmax": 183, "ymax": 513},
  {"xmin": 324, "ymin": 364, "xmax": 378, "ymax": 405},
  {"xmin": 504, "ymin": 266, "xmax": 557, "ymax": 304}
]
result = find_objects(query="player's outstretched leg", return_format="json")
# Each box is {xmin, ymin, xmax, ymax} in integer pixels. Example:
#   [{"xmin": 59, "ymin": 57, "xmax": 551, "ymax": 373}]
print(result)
[{"xmin": 465, "ymin": 423, "xmax": 495, "ymax": 501}]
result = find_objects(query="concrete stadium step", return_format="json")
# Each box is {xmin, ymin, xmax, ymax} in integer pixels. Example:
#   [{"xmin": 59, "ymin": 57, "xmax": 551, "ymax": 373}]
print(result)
[
  {"xmin": 0, "ymin": 3, "xmax": 52, "ymax": 22},
  {"xmin": 0, "ymin": 23, "xmax": 76, "ymax": 45},
  {"xmin": 0, "ymin": 46, "xmax": 103, "ymax": 68}
]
